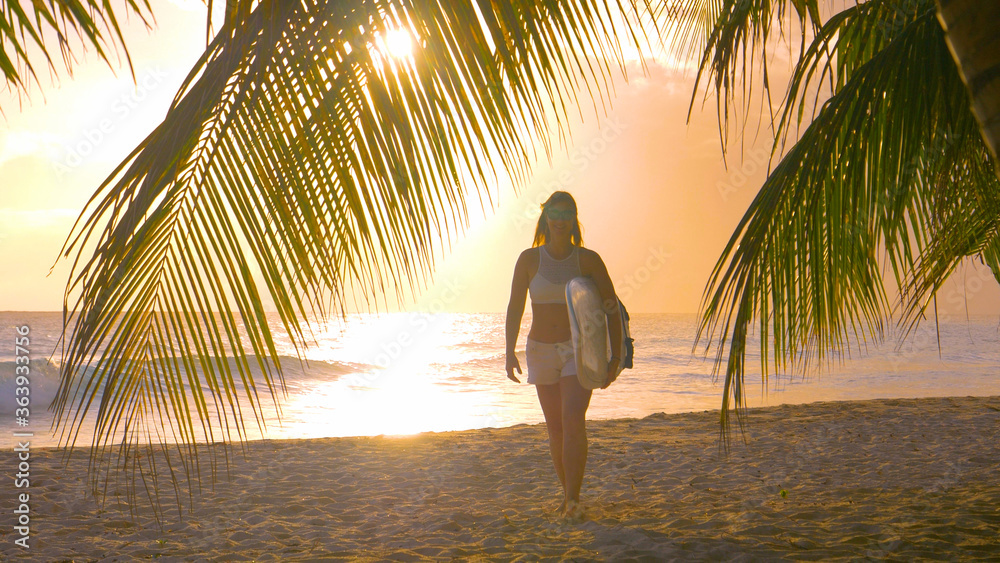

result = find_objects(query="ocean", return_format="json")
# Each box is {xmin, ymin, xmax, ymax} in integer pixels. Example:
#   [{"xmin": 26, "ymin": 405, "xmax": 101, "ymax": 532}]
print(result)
[{"xmin": 1, "ymin": 311, "xmax": 997, "ymax": 448}]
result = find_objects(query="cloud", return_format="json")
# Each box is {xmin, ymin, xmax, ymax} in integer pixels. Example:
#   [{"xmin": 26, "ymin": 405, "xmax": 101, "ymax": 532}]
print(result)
[
  {"xmin": 165, "ymin": 0, "xmax": 205, "ymax": 11},
  {"xmin": 0, "ymin": 130, "xmax": 61, "ymax": 165},
  {"xmin": 0, "ymin": 208, "xmax": 81, "ymax": 228}
]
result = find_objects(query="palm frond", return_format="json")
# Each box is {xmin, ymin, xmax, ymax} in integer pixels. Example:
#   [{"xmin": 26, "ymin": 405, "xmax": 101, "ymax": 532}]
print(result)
[
  {"xmin": 899, "ymin": 138, "xmax": 1000, "ymax": 330},
  {"xmin": 693, "ymin": 2, "xmax": 998, "ymax": 442},
  {"xmin": 1, "ymin": 0, "xmax": 153, "ymax": 109},
  {"xmin": 51, "ymin": 0, "xmax": 651, "ymax": 515},
  {"xmin": 660, "ymin": 0, "xmax": 822, "ymax": 153}
]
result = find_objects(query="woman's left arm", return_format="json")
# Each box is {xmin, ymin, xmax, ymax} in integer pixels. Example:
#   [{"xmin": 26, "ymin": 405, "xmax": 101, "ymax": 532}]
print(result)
[{"xmin": 584, "ymin": 250, "xmax": 622, "ymax": 388}]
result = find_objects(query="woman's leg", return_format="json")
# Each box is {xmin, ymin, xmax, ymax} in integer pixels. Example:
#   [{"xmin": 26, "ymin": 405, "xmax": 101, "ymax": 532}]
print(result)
[
  {"xmin": 559, "ymin": 374, "xmax": 592, "ymax": 507},
  {"xmin": 535, "ymin": 382, "xmax": 566, "ymax": 501}
]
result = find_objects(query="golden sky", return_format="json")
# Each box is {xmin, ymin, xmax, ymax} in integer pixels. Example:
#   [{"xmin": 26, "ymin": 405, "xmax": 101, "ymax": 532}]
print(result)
[{"xmin": 1, "ymin": 0, "xmax": 998, "ymax": 317}]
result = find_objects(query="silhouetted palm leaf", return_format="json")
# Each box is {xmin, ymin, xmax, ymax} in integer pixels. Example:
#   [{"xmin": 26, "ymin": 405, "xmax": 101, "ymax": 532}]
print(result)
[
  {"xmin": 661, "ymin": 0, "xmax": 822, "ymax": 151},
  {"xmin": 1, "ymin": 0, "xmax": 152, "ymax": 107},
  {"xmin": 679, "ymin": 0, "xmax": 999, "ymax": 441}
]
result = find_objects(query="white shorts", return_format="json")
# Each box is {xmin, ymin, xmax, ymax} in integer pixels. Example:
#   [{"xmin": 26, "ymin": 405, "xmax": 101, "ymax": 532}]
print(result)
[{"xmin": 525, "ymin": 337, "xmax": 577, "ymax": 385}]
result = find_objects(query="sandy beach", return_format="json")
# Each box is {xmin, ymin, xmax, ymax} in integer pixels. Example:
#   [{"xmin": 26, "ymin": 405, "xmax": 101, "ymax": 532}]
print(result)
[{"xmin": 2, "ymin": 395, "xmax": 998, "ymax": 561}]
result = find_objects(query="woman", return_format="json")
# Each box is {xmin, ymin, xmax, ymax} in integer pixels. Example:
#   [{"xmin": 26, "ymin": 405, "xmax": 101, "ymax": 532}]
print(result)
[{"xmin": 504, "ymin": 191, "xmax": 622, "ymax": 519}]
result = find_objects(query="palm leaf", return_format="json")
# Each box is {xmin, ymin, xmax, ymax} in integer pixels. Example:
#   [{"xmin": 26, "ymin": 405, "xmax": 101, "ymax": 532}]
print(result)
[
  {"xmin": 899, "ymin": 140, "xmax": 1000, "ymax": 329},
  {"xmin": 662, "ymin": 0, "xmax": 822, "ymax": 154},
  {"xmin": 1, "ymin": 0, "xmax": 154, "ymax": 108},
  {"xmin": 693, "ymin": 0, "xmax": 999, "ymax": 443},
  {"xmin": 50, "ymin": 0, "xmax": 652, "ymax": 516}
]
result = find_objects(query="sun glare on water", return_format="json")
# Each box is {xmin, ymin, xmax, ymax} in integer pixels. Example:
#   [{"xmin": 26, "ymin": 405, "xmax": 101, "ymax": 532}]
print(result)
[{"xmin": 280, "ymin": 313, "xmax": 502, "ymax": 439}]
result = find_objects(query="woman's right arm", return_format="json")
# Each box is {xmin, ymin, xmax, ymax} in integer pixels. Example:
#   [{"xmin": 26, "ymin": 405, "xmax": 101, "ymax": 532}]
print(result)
[{"xmin": 505, "ymin": 250, "xmax": 530, "ymax": 382}]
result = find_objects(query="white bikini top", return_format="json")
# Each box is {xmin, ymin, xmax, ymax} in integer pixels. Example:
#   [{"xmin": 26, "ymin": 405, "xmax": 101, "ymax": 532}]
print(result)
[{"xmin": 528, "ymin": 246, "xmax": 582, "ymax": 305}]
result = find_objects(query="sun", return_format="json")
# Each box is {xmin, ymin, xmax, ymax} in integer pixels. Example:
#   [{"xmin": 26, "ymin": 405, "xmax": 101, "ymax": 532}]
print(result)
[{"xmin": 377, "ymin": 28, "xmax": 414, "ymax": 60}]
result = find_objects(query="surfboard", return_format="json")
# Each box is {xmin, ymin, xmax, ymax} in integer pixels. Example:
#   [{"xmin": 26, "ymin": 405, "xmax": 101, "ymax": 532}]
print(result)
[{"xmin": 566, "ymin": 276, "xmax": 609, "ymax": 390}]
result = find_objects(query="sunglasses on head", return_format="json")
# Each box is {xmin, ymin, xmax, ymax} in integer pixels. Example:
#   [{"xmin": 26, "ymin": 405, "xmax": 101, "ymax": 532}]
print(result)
[{"xmin": 546, "ymin": 208, "xmax": 575, "ymax": 221}]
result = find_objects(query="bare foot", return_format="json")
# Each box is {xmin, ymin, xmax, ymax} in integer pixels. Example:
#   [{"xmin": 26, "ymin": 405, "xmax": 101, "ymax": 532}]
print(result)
[{"xmin": 561, "ymin": 499, "xmax": 585, "ymax": 523}]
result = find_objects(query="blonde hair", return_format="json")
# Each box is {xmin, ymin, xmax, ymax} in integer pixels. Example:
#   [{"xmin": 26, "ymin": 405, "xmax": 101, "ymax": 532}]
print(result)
[{"xmin": 532, "ymin": 191, "xmax": 583, "ymax": 247}]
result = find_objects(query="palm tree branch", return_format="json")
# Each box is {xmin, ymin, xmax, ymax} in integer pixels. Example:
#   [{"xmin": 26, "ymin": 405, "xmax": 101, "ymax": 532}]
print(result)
[
  {"xmin": 694, "ymin": 5, "xmax": 994, "ymax": 442},
  {"xmin": 1, "ymin": 0, "xmax": 151, "ymax": 106}
]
